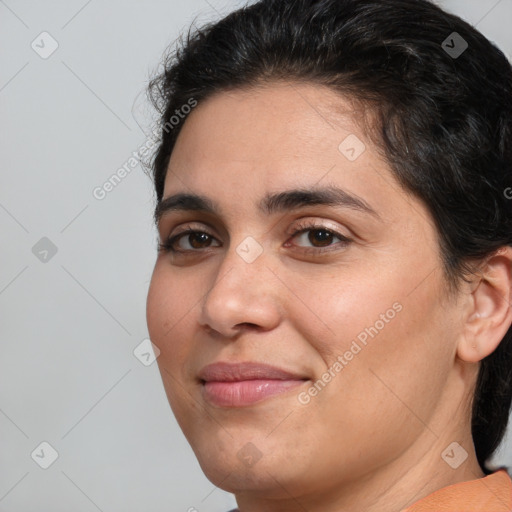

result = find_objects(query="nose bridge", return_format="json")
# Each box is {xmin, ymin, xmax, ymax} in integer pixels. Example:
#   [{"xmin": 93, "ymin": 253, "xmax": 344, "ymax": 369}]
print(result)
[
  {"xmin": 207, "ymin": 233, "xmax": 268, "ymax": 306},
  {"xmin": 199, "ymin": 234, "xmax": 279, "ymax": 334}
]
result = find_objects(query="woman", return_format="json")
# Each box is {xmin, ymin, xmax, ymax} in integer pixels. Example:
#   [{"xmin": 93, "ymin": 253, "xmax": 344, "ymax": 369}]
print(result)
[{"xmin": 145, "ymin": 0, "xmax": 512, "ymax": 510}]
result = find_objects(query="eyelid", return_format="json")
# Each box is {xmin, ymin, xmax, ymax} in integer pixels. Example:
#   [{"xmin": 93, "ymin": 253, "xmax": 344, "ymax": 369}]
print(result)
[
  {"xmin": 162, "ymin": 221, "xmax": 218, "ymax": 242},
  {"xmin": 160, "ymin": 217, "xmax": 353, "ymax": 256},
  {"xmin": 171, "ymin": 222, "xmax": 214, "ymax": 236},
  {"xmin": 166, "ymin": 218, "xmax": 348, "ymax": 241},
  {"xmin": 284, "ymin": 219, "xmax": 353, "ymax": 252},
  {"xmin": 285, "ymin": 218, "xmax": 349, "ymax": 237}
]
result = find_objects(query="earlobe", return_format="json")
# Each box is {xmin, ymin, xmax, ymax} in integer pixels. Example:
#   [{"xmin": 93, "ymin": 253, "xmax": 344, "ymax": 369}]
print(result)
[{"xmin": 457, "ymin": 248, "xmax": 512, "ymax": 364}]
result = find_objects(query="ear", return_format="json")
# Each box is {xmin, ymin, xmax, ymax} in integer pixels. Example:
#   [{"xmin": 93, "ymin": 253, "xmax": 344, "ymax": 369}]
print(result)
[{"xmin": 457, "ymin": 246, "xmax": 512, "ymax": 363}]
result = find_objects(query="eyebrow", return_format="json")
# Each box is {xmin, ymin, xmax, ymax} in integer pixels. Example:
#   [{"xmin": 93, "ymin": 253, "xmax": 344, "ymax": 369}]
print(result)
[{"xmin": 154, "ymin": 186, "xmax": 379, "ymax": 225}]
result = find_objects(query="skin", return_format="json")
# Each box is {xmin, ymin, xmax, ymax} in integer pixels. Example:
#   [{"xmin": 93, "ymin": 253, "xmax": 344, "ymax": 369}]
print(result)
[{"xmin": 146, "ymin": 81, "xmax": 512, "ymax": 512}]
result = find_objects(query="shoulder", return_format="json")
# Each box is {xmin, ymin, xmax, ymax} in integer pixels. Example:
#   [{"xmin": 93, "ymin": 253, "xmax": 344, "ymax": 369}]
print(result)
[{"xmin": 403, "ymin": 469, "xmax": 512, "ymax": 512}]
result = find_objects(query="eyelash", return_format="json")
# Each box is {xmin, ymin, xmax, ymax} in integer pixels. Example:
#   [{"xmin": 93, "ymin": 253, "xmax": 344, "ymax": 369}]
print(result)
[{"xmin": 158, "ymin": 221, "xmax": 353, "ymax": 256}]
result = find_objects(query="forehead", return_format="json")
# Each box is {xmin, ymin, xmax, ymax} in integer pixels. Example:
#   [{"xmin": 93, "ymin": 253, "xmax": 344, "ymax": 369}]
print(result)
[
  {"xmin": 161, "ymin": 82, "xmax": 419, "ymax": 224},
  {"xmin": 172, "ymin": 82, "xmax": 366, "ymax": 161}
]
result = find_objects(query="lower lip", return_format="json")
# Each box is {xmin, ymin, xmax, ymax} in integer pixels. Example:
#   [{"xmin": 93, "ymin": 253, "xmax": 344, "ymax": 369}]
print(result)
[{"xmin": 202, "ymin": 379, "xmax": 306, "ymax": 407}]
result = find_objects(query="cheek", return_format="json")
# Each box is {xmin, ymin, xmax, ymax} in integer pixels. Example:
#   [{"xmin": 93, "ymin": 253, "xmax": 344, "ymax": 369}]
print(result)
[
  {"xmin": 146, "ymin": 265, "xmax": 202, "ymax": 429},
  {"xmin": 314, "ymin": 269, "xmax": 454, "ymax": 442},
  {"xmin": 304, "ymin": 263, "xmax": 452, "ymax": 412},
  {"xmin": 146, "ymin": 263, "xmax": 198, "ymax": 368},
  {"xmin": 299, "ymin": 266, "xmax": 406, "ymax": 364}
]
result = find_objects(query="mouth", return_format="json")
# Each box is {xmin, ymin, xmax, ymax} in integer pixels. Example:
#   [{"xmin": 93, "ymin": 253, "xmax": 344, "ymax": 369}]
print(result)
[{"xmin": 198, "ymin": 361, "xmax": 309, "ymax": 407}]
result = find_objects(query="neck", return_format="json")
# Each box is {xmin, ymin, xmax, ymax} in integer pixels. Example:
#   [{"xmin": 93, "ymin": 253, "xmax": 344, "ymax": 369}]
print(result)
[{"xmin": 234, "ymin": 423, "xmax": 484, "ymax": 512}]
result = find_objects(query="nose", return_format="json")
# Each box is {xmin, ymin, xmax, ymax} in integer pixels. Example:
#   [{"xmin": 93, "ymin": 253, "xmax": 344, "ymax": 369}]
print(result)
[{"xmin": 198, "ymin": 238, "xmax": 282, "ymax": 338}]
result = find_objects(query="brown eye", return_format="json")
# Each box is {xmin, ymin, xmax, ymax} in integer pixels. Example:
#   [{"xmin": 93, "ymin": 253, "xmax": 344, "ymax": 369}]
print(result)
[
  {"xmin": 186, "ymin": 232, "xmax": 215, "ymax": 249},
  {"xmin": 158, "ymin": 229, "xmax": 221, "ymax": 253},
  {"xmin": 305, "ymin": 229, "xmax": 335, "ymax": 247},
  {"xmin": 289, "ymin": 224, "xmax": 352, "ymax": 252}
]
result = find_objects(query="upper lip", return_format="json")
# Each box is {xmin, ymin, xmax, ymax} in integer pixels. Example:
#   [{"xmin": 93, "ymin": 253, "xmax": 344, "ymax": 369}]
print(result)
[{"xmin": 198, "ymin": 361, "xmax": 308, "ymax": 382}]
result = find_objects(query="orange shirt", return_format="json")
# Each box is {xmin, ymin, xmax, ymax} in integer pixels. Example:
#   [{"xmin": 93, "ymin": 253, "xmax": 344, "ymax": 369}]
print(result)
[
  {"xmin": 227, "ymin": 470, "xmax": 512, "ymax": 511},
  {"xmin": 402, "ymin": 469, "xmax": 512, "ymax": 511}
]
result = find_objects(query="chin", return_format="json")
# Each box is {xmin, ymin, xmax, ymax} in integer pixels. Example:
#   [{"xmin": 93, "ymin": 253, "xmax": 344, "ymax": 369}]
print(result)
[
  {"xmin": 186, "ymin": 428, "xmax": 310, "ymax": 498},
  {"xmin": 197, "ymin": 453, "xmax": 300, "ymax": 498}
]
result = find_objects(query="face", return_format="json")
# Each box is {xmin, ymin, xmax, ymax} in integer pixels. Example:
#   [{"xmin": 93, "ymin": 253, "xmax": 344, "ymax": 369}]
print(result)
[{"xmin": 146, "ymin": 82, "xmax": 467, "ymax": 503}]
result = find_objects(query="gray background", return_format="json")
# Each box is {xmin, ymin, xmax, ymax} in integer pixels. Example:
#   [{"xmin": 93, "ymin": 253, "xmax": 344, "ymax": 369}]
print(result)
[{"xmin": 0, "ymin": 1, "xmax": 511, "ymax": 511}]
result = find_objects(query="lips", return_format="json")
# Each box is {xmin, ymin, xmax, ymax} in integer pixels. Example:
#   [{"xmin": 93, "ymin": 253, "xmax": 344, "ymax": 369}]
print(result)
[
  {"xmin": 198, "ymin": 361, "xmax": 309, "ymax": 407},
  {"xmin": 199, "ymin": 361, "xmax": 307, "ymax": 382}
]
